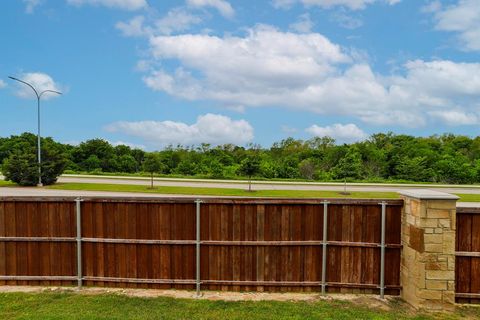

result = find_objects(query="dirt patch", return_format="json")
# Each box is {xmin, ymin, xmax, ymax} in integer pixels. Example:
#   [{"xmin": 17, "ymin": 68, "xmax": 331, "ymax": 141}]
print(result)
[{"xmin": 0, "ymin": 286, "xmax": 401, "ymax": 309}]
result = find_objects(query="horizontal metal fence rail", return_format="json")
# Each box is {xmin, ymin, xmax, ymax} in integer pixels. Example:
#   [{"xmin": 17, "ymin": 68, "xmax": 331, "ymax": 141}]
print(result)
[{"xmin": 0, "ymin": 237, "xmax": 402, "ymax": 248}]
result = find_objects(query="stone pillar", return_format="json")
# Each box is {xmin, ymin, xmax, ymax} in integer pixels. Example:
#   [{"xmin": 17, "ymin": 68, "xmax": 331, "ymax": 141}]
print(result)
[{"xmin": 399, "ymin": 189, "xmax": 458, "ymax": 311}]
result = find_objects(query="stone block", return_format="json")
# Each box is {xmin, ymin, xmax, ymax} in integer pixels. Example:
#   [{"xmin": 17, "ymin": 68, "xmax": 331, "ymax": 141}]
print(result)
[
  {"xmin": 438, "ymin": 219, "xmax": 451, "ymax": 228},
  {"xmin": 447, "ymin": 257, "xmax": 455, "ymax": 271},
  {"xmin": 411, "ymin": 199, "xmax": 421, "ymax": 217},
  {"xmin": 425, "ymin": 261, "xmax": 447, "ymax": 271},
  {"xmin": 442, "ymin": 291, "xmax": 456, "ymax": 305},
  {"xmin": 409, "ymin": 225, "xmax": 425, "ymax": 253},
  {"xmin": 420, "ymin": 218, "xmax": 438, "ymax": 228},
  {"xmin": 406, "ymin": 214, "xmax": 417, "ymax": 226},
  {"xmin": 426, "ymin": 200, "xmax": 457, "ymax": 210},
  {"xmin": 447, "ymin": 281, "xmax": 455, "ymax": 291},
  {"xmin": 442, "ymin": 232, "xmax": 456, "ymax": 254},
  {"xmin": 437, "ymin": 255, "xmax": 448, "ymax": 262},
  {"xmin": 419, "ymin": 253, "xmax": 437, "ymax": 263},
  {"xmin": 417, "ymin": 289, "xmax": 442, "ymax": 300},
  {"xmin": 426, "ymin": 209, "xmax": 450, "ymax": 219},
  {"xmin": 426, "ymin": 270, "xmax": 454, "ymax": 280},
  {"xmin": 425, "ymin": 243, "xmax": 442, "ymax": 252},
  {"xmin": 425, "ymin": 280, "xmax": 447, "ymax": 290},
  {"xmin": 424, "ymin": 234, "xmax": 443, "ymax": 244}
]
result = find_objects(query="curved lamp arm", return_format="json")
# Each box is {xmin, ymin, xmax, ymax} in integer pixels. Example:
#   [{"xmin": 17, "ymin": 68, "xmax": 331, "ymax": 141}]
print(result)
[
  {"xmin": 39, "ymin": 90, "xmax": 62, "ymax": 98},
  {"xmin": 8, "ymin": 76, "xmax": 40, "ymax": 99}
]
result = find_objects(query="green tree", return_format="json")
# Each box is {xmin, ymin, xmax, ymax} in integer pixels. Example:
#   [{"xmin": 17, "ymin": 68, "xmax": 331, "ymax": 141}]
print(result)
[
  {"xmin": 83, "ymin": 155, "xmax": 102, "ymax": 172},
  {"xmin": 395, "ymin": 156, "xmax": 433, "ymax": 182},
  {"xmin": 299, "ymin": 159, "xmax": 316, "ymax": 180},
  {"xmin": 117, "ymin": 155, "xmax": 137, "ymax": 173},
  {"xmin": 2, "ymin": 144, "xmax": 66, "ymax": 186},
  {"xmin": 238, "ymin": 155, "xmax": 260, "ymax": 191},
  {"xmin": 332, "ymin": 147, "xmax": 363, "ymax": 180},
  {"xmin": 142, "ymin": 153, "xmax": 164, "ymax": 188},
  {"xmin": 72, "ymin": 139, "xmax": 116, "ymax": 172},
  {"xmin": 208, "ymin": 159, "xmax": 225, "ymax": 179}
]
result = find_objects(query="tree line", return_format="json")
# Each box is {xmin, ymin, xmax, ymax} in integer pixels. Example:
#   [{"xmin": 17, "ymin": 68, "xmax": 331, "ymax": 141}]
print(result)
[{"xmin": 2, "ymin": 132, "xmax": 480, "ymax": 185}]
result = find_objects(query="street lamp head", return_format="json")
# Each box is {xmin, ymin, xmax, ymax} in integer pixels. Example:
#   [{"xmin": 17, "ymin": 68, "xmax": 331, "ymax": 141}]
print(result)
[{"xmin": 40, "ymin": 89, "xmax": 62, "ymax": 97}]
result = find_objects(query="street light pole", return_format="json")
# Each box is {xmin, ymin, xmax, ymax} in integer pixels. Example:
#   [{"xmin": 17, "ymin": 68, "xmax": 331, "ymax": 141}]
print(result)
[{"xmin": 8, "ymin": 76, "xmax": 62, "ymax": 187}]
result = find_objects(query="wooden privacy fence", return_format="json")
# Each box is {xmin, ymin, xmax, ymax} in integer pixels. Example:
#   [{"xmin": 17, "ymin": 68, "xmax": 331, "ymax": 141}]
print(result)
[
  {"xmin": 0, "ymin": 197, "xmax": 403, "ymax": 296},
  {"xmin": 456, "ymin": 207, "xmax": 480, "ymax": 304}
]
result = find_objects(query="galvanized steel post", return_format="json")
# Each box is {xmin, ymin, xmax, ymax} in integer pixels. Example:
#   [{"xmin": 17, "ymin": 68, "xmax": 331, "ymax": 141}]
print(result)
[
  {"xmin": 379, "ymin": 201, "xmax": 387, "ymax": 299},
  {"xmin": 75, "ymin": 198, "xmax": 83, "ymax": 289},
  {"xmin": 195, "ymin": 199, "xmax": 202, "ymax": 297},
  {"xmin": 321, "ymin": 200, "xmax": 329, "ymax": 294}
]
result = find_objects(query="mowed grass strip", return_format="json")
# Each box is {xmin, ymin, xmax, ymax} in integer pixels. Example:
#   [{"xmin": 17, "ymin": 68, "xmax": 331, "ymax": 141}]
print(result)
[
  {"xmin": 452, "ymin": 193, "xmax": 480, "ymax": 202},
  {"xmin": 47, "ymin": 182, "xmax": 399, "ymax": 199},
  {"xmin": 3, "ymin": 180, "xmax": 480, "ymax": 202},
  {"xmin": 0, "ymin": 291, "xmax": 473, "ymax": 320},
  {"xmin": 0, "ymin": 180, "xmax": 14, "ymax": 187}
]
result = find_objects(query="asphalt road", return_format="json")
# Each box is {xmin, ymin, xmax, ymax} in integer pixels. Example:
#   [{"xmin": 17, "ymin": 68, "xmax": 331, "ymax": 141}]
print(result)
[
  {"xmin": 1, "ymin": 174, "xmax": 479, "ymax": 207},
  {"xmin": 0, "ymin": 185, "xmax": 477, "ymax": 207}
]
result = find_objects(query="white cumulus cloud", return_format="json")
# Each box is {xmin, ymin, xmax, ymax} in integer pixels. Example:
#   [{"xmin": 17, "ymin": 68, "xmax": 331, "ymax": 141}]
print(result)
[
  {"xmin": 289, "ymin": 13, "xmax": 314, "ymax": 33},
  {"xmin": 186, "ymin": 0, "xmax": 234, "ymax": 18},
  {"xmin": 0, "ymin": 79, "xmax": 6, "ymax": 89},
  {"xmin": 272, "ymin": 0, "xmax": 401, "ymax": 10},
  {"xmin": 430, "ymin": 0, "xmax": 480, "ymax": 51},
  {"xmin": 67, "ymin": 0, "xmax": 147, "ymax": 10},
  {"xmin": 144, "ymin": 25, "xmax": 350, "ymax": 98},
  {"xmin": 154, "ymin": 8, "xmax": 203, "ymax": 35},
  {"xmin": 105, "ymin": 114, "xmax": 254, "ymax": 146},
  {"xmin": 116, "ymin": 8, "xmax": 203, "ymax": 37},
  {"xmin": 116, "ymin": 16, "xmax": 148, "ymax": 37},
  {"xmin": 140, "ymin": 24, "xmax": 480, "ymax": 127},
  {"xmin": 306, "ymin": 123, "xmax": 368, "ymax": 142},
  {"xmin": 429, "ymin": 110, "xmax": 480, "ymax": 126},
  {"xmin": 11, "ymin": 72, "xmax": 63, "ymax": 100}
]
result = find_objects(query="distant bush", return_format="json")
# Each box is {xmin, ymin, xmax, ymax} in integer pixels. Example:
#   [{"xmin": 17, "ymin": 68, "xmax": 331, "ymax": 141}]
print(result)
[{"xmin": 1, "ymin": 136, "xmax": 67, "ymax": 186}]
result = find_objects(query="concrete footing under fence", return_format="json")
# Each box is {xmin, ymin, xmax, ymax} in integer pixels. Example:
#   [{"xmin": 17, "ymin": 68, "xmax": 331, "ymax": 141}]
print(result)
[{"xmin": 400, "ymin": 189, "xmax": 458, "ymax": 311}]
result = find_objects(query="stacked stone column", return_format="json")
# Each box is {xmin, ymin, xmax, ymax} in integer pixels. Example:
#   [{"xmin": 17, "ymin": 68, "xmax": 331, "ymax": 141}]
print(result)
[{"xmin": 399, "ymin": 189, "xmax": 458, "ymax": 311}]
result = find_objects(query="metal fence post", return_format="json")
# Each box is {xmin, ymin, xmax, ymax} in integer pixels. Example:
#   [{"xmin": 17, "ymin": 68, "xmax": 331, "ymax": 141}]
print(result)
[
  {"xmin": 195, "ymin": 199, "xmax": 202, "ymax": 297},
  {"xmin": 321, "ymin": 200, "xmax": 329, "ymax": 294},
  {"xmin": 379, "ymin": 201, "xmax": 387, "ymax": 299},
  {"xmin": 75, "ymin": 198, "xmax": 83, "ymax": 289}
]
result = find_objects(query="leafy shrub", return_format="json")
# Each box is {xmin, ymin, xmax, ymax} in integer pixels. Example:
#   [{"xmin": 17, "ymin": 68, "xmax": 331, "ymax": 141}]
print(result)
[{"xmin": 2, "ymin": 146, "xmax": 67, "ymax": 186}]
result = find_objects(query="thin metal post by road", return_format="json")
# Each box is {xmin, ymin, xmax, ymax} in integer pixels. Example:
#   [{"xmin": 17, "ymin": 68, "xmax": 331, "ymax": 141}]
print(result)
[{"xmin": 8, "ymin": 76, "xmax": 62, "ymax": 187}]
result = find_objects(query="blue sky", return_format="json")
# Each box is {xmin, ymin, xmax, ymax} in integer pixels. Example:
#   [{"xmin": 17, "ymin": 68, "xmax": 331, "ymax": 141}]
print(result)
[{"xmin": 1, "ymin": 0, "xmax": 480, "ymax": 150}]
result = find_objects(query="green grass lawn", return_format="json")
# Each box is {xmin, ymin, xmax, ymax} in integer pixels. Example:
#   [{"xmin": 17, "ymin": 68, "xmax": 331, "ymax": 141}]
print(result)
[
  {"xmin": 0, "ymin": 180, "xmax": 13, "ymax": 187},
  {"xmin": 0, "ymin": 291, "xmax": 477, "ymax": 320},
  {"xmin": 451, "ymin": 193, "xmax": 480, "ymax": 202},
  {"xmin": 47, "ymin": 182, "xmax": 400, "ymax": 199}
]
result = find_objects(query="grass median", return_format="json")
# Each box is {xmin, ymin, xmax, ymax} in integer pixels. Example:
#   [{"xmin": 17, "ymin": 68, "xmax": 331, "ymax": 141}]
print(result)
[
  {"xmin": 1, "ymin": 291, "xmax": 476, "ymax": 320},
  {"xmin": 0, "ymin": 180, "xmax": 13, "ymax": 187},
  {"xmin": 47, "ymin": 182, "xmax": 400, "ymax": 199},
  {"xmin": 2, "ymin": 180, "xmax": 480, "ymax": 202}
]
